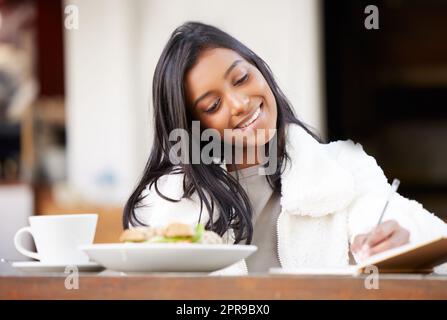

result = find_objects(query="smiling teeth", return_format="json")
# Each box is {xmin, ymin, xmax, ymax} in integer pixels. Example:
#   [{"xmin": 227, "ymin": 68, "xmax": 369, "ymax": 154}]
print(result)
[{"xmin": 238, "ymin": 106, "xmax": 261, "ymax": 128}]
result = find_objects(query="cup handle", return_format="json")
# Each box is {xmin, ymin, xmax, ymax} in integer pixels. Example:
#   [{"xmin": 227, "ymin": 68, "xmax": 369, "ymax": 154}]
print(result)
[{"xmin": 14, "ymin": 226, "xmax": 40, "ymax": 260}]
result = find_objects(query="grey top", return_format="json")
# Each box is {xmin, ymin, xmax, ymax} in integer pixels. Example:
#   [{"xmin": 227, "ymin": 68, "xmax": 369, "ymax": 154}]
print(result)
[{"xmin": 230, "ymin": 164, "xmax": 281, "ymax": 273}]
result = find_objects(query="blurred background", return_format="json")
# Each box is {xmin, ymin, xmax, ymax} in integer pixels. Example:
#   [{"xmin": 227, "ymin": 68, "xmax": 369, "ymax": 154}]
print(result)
[{"xmin": 0, "ymin": 0, "xmax": 446, "ymax": 261}]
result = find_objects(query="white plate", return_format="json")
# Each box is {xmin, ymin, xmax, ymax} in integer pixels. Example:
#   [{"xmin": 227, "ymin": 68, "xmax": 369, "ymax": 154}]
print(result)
[
  {"xmin": 79, "ymin": 243, "xmax": 257, "ymax": 273},
  {"xmin": 12, "ymin": 261, "xmax": 104, "ymax": 273}
]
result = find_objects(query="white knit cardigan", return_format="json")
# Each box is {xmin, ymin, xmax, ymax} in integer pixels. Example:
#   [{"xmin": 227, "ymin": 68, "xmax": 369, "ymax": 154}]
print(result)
[{"xmin": 133, "ymin": 124, "xmax": 447, "ymax": 275}]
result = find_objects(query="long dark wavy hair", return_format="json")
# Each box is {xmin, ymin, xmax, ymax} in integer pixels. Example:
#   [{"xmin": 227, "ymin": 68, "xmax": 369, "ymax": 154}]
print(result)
[{"xmin": 123, "ymin": 21, "xmax": 319, "ymax": 244}]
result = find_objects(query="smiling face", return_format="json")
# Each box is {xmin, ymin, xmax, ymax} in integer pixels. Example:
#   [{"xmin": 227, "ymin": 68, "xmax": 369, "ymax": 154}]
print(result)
[{"xmin": 185, "ymin": 48, "xmax": 277, "ymax": 148}]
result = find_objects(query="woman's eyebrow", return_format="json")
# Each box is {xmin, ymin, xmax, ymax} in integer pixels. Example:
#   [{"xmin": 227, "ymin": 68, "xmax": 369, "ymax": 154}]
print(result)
[
  {"xmin": 193, "ymin": 59, "xmax": 243, "ymax": 108},
  {"xmin": 223, "ymin": 59, "xmax": 242, "ymax": 79}
]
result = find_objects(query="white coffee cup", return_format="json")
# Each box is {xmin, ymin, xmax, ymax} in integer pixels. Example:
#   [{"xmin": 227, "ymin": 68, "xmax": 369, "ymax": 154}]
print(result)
[{"xmin": 14, "ymin": 214, "xmax": 98, "ymax": 264}]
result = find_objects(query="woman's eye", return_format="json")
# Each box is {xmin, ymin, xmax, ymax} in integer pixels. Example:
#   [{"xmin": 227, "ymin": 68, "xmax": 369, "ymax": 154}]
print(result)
[
  {"xmin": 205, "ymin": 98, "xmax": 221, "ymax": 113},
  {"xmin": 234, "ymin": 74, "xmax": 249, "ymax": 86}
]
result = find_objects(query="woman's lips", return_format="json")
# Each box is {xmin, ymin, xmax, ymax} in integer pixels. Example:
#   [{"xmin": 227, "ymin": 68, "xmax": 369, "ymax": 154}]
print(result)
[{"xmin": 234, "ymin": 102, "xmax": 263, "ymax": 131}]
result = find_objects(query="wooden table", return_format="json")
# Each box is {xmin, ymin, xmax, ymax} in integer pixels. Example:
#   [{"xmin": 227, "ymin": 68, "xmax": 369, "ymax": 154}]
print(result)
[{"xmin": 1, "ymin": 272, "xmax": 447, "ymax": 299}]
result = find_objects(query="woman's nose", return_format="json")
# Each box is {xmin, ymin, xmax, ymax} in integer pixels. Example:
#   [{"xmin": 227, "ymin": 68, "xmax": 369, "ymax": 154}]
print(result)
[{"xmin": 228, "ymin": 93, "xmax": 250, "ymax": 116}]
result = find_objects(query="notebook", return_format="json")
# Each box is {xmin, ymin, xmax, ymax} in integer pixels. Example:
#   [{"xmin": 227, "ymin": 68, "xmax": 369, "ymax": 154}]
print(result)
[{"xmin": 270, "ymin": 236, "xmax": 447, "ymax": 275}]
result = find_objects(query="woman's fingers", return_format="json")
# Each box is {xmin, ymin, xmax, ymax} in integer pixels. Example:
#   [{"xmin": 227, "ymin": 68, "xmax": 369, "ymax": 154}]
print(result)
[
  {"xmin": 350, "ymin": 220, "xmax": 411, "ymax": 261},
  {"xmin": 368, "ymin": 228, "xmax": 410, "ymax": 256},
  {"xmin": 363, "ymin": 220, "xmax": 399, "ymax": 249},
  {"xmin": 350, "ymin": 234, "xmax": 368, "ymax": 253}
]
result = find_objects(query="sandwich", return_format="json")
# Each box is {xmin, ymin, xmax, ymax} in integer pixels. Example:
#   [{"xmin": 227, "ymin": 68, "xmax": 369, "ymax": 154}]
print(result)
[{"xmin": 119, "ymin": 222, "xmax": 223, "ymax": 244}]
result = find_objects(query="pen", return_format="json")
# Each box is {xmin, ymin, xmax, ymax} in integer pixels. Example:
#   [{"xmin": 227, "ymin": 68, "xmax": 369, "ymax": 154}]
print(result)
[
  {"xmin": 374, "ymin": 178, "xmax": 400, "ymax": 229},
  {"xmin": 359, "ymin": 178, "xmax": 401, "ymax": 256}
]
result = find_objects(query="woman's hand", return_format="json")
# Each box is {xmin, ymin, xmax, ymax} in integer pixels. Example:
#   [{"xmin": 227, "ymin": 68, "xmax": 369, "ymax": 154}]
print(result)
[{"xmin": 351, "ymin": 220, "xmax": 410, "ymax": 261}]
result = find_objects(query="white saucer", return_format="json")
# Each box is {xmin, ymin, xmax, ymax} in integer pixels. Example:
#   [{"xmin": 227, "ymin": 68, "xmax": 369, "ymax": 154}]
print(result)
[{"xmin": 12, "ymin": 261, "xmax": 104, "ymax": 273}]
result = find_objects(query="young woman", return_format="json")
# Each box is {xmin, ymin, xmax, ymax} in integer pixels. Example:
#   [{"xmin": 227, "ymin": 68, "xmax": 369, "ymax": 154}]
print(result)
[{"xmin": 123, "ymin": 22, "xmax": 447, "ymax": 274}]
